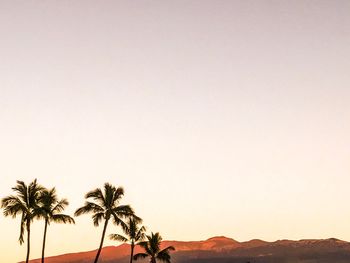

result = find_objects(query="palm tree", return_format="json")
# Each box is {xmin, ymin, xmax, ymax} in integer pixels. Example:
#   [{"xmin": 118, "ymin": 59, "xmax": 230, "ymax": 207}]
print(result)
[
  {"xmin": 134, "ymin": 232, "xmax": 175, "ymax": 263},
  {"xmin": 110, "ymin": 218, "xmax": 146, "ymax": 263},
  {"xmin": 74, "ymin": 183, "xmax": 136, "ymax": 263},
  {"xmin": 1, "ymin": 179, "xmax": 44, "ymax": 263},
  {"xmin": 37, "ymin": 188, "xmax": 75, "ymax": 263}
]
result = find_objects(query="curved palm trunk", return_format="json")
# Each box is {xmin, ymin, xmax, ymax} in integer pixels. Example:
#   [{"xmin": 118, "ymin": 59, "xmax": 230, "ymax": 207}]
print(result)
[
  {"xmin": 26, "ymin": 220, "xmax": 31, "ymax": 263},
  {"xmin": 94, "ymin": 218, "xmax": 109, "ymax": 263},
  {"xmin": 41, "ymin": 219, "xmax": 49, "ymax": 263},
  {"xmin": 130, "ymin": 242, "xmax": 135, "ymax": 263}
]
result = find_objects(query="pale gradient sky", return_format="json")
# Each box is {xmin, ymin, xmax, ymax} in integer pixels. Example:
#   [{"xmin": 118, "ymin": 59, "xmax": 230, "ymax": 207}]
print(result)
[{"xmin": 1, "ymin": 0, "xmax": 350, "ymax": 262}]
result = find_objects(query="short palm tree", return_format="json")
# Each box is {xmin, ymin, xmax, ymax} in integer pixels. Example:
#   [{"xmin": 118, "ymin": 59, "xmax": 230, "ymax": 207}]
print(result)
[
  {"xmin": 75, "ymin": 183, "xmax": 136, "ymax": 263},
  {"xmin": 1, "ymin": 179, "xmax": 44, "ymax": 263},
  {"xmin": 37, "ymin": 188, "xmax": 75, "ymax": 263},
  {"xmin": 110, "ymin": 218, "xmax": 146, "ymax": 263},
  {"xmin": 134, "ymin": 232, "xmax": 175, "ymax": 263}
]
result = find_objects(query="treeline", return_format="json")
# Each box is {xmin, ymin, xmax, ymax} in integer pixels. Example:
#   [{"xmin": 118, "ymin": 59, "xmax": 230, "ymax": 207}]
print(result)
[{"xmin": 1, "ymin": 179, "xmax": 175, "ymax": 263}]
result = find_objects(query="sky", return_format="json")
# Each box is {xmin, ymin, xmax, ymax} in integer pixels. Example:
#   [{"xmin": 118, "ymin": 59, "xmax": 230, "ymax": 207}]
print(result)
[{"xmin": 0, "ymin": 0, "xmax": 350, "ymax": 262}]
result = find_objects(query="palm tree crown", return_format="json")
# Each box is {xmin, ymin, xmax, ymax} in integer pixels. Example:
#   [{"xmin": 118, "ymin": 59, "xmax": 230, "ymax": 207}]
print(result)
[
  {"xmin": 134, "ymin": 232, "xmax": 175, "ymax": 263},
  {"xmin": 38, "ymin": 188, "xmax": 75, "ymax": 224},
  {"xmin": 1, "ymin": 179, "xmax": 44, "ymax": 263},
  {"xmin": 110, "ymin": 218, "xmax": 146, "ymax": 263},
  {"xmin": 74, "ymin": 183, "xmax": 136, "ymax": 263},
  {"xmin": 37, "ymin": 188, "xmax": 75, "ymax": 263},
  {"xmin": 1, "ymin": 179, "xmax": 43, "ymax": 243},
  {"xmin": 110, "ymin": 217, "xmax": 146, "ymax": 244}
]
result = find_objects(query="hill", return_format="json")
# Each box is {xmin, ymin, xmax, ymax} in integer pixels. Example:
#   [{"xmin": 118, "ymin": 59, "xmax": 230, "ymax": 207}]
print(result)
[{"xmin": 25, "ymin": 236, "xmax": 350, "ymax": 263}]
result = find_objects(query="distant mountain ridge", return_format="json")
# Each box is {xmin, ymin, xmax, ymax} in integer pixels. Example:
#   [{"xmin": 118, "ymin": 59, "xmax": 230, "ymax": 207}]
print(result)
[{"xmin": 25, "ymin": 236, "xmax": 350, "ymax": 263}]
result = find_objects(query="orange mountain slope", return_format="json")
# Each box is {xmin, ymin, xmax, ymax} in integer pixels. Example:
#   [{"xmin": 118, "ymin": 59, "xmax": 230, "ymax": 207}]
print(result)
[{"xmin": 25, "ymin": 236, "xmax": 350, "ymax": 263}]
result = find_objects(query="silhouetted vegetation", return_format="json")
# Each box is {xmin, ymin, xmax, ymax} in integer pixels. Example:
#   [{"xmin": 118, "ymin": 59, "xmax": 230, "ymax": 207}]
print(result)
[
  {"xmin": 110, "ymin": 217, "xmax": 146, "ymax": 263},
  {"xmin": 1, "ymin": 180, "xmax": 175, "ymax": 263},
  {"xmin": 36, "ymin": 187, "xmax": 75, "ymax": 263},
  {"xmin": 134, "ymin": 232, "xmax": 175, "ymax": 263},
  {"xmin": 74, "ymin": 183, "xmax": 139, "ymax": 263},
  {"xmin": 1, "ymin": 179, "xmax": 44, "ymax": 263}
]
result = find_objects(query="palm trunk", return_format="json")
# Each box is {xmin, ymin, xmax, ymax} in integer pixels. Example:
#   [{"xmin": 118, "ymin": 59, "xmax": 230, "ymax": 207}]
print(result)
[
  {"xmin": 41, "ymin": 219, "xmax": 48, "ymax": 263},
  {"xmin": 26, "ymin": 220, "xmax": 31, "ymax": 263},
  {"xmin": 94, "ymin": 218, "xmax": 109, "ymax": 263},
  {"xmin": 130, "ymin": 242, "xmax": 134, "ymax": 263}
]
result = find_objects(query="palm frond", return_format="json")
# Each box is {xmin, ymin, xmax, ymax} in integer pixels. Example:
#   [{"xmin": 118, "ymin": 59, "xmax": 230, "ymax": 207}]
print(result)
[
  {"xmin": 120, "ymin": 218, "xmax": 130, "ymax": 234},
  {"xmin": 75, "ymin": 202, "xmax": 104, "ymax": 216},
  {"xmin": 28, "ymin": 179, "xmax": 44, "ymax": 207},
  {"xmin": 149, "ymin": 232, "xmax": 161, "ymax": 255},
  {"xmin": 85, "ymin": 187, "xmax": 105, "ymax": 206},
  {"xmin": 157, "ymin": 251, "xmax": 171, "ymax": 263},
  {"xmin": 157, "ymin": 245, "xmax": 175, "ymax": 263},
  {"xmin": 138, "ymin": 241, "xmax": 149, "ymax": 249},
  {"xmin": 12, "ymin": 181, "xmax": 28, "ymax": 204},
  {"xmin": 109, "ymin": 233, "xmax": 128, "ymax": 242},
  {"xmin": 160, "ymin": 246, "xmax": 175, "ymax": 253},
  {"xmin": 112, "ymin": 205, "xmax": 134, "ymax": 217},
  {"xmin": 143, "ymin": 241, "xmax": 154, "ymax": 256},
  {"xmin": 133, "ymin": 253, "xmax": 148, "ymax": 261},
  {"xmin": 32, "ymin": 205, "xmax": 47, "ymax": 219},
  {"xmin": 18, "ymin": 214, "xmax": 26, "ymax": 245},
  {"xmin": 92, "ymin": 212, "xmax": 105, "ymax": 226},
  {"xmin": 131, "ymin": 214, "xmax": 143, "ymax": 224},
  {"xmin": 135, "ymin": 226, "xmax": 147, "ymax": 242},
  {"xmin": 112, "ymin": 186, "xmax": 124, "ymax": 203},
  {"xmin": 51, "ymin": 214, "xmax": 75, "ymax": 224},
  {"xmin": 111, "ymin": 213, "xmax": 128, "ymax": 228},
  {"xmin": 104, "ymin": 183, "xmax": 117, "ymax": 207},
  {"xmin": 1, "ymin": 196, "xmax": 27, "ymax": 218},
  {"xmin": 52, "ymin": 198, "xmax": 69, "ymax": 213}
]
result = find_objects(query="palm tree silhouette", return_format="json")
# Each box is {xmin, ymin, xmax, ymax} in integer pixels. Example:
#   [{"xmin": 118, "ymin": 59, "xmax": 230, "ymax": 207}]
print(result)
[
  {"xmin": 1, "ymin": 179, "xmax": 44, "ymax": 263},
  {"xmin": 110, "ymin": 218, "xmax": 146, "ymax": 263},
  {"xmin": 37, "ymin": 188, "xmax": 75, "ymax": 263},
  {"xmin": 75, "ymin": 183, "xmax": 136, "ymax": 263},
  {"xmin": 134, "ymin": 232, "xmax": 175, "ymax": 263}
]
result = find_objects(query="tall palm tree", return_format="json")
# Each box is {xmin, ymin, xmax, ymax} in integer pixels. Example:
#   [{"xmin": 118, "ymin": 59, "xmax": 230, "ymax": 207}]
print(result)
[
  {"xmin": 75, "ymin": 183, "xmax": 136, "ymax": 263},
  {"xmin": 1, "ymin": 179, "xmax": 44, "ymax": 263},
  {"xmin": 37, "ymin": 188, "xmax": 75, "ymax": 263},
  {"xmin": 110, "ymin": 218, "xmax": 146, "ymax": 263},
  {"xmin": 134, "ymin": 232, "xmax": 175, "ymax": 263}
]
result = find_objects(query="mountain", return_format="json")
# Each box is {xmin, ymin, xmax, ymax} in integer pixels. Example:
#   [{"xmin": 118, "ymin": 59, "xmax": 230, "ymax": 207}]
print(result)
[{"xmin": 25, "ymin": 236, "xmax": 350, "ymax": 263}]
